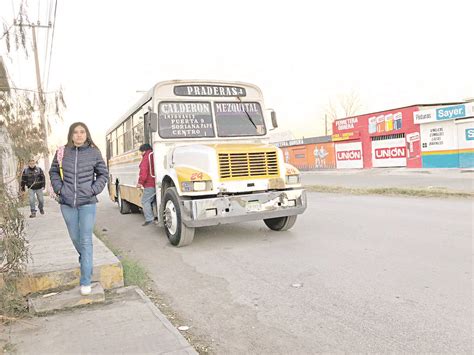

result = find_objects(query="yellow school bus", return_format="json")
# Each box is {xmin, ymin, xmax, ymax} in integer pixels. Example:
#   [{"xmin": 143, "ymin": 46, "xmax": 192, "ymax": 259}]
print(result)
[{"xmin": 106, "ymin": 80, "xmax": 306, "ymax": 247}]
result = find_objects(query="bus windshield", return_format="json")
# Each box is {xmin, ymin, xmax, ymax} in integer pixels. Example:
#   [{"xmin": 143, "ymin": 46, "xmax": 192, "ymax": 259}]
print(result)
[{"xmin": 214, "ymin": 102, "xmax": 266, "ymax": 137}]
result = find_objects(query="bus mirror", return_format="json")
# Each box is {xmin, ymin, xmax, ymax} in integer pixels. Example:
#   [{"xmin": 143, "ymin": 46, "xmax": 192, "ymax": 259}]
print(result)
[
  {"xmin": 144, "ymin": 112, "xmax": 158, "ymax": 132},
  {"xmin": 271, "ymin": 110, "xmax": 278, "ymax": 129}
]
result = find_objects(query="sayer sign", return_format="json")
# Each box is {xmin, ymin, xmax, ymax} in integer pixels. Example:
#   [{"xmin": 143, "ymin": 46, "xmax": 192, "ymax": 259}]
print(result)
[{"xmin": 335, "ymin": 142, "xmax": 363, "ymax": 169}]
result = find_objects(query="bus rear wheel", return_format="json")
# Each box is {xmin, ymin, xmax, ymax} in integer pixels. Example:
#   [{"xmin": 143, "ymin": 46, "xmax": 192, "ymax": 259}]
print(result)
[
  {"xmin": 264, "ymin": 215, "xmax": 297, "ymax": 231},
  {"xmin": 163, "ymin": 187, "xmax": 195, "ymax": 247},
  {"xmin": 117, "ymin": 188, "xmax": 132, "ymax": 214}
]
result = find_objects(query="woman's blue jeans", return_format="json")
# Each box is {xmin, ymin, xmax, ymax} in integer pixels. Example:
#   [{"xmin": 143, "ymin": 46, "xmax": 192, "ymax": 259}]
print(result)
[{"xmin": 60, "ymin": 203, "xmax": 96, "ymax": 286}]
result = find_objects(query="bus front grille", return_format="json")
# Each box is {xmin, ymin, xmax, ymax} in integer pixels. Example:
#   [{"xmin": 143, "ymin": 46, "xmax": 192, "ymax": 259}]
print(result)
[{"xmin": 218, "ymin": 151, "xmax": 279, "ymax": 180}]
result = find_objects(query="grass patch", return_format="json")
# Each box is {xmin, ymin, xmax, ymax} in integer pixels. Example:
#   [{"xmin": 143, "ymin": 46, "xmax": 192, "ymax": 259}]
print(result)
[
  {"xmin": 305, "ymin": 184, "xmax": 474, "ymax": 199},
  {"xmin": 0, "ymin": 281, "xmax": 28, "ymax": 321},
  {"xmin": 93, "ymin": 227, "xmax": 149, "ymax": 289}
]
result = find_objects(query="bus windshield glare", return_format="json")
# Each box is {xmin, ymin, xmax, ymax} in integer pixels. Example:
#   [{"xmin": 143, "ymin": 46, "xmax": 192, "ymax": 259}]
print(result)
[{"xmin": 215, "ymin": 102, "xmax": 266, "ymax": 137}]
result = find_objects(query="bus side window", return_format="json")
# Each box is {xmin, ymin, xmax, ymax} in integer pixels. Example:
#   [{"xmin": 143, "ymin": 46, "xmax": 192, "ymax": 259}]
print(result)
[
  {"xmin": 124, "ymin": 117, "xmax": 133, "ymax": 152},
  {"xmin": 133, "ymin": 107, "xmax": 145, "ymax": 148},
  {"xmin": 117, "ymin": 123, "xmax": 124, "ymax": 155},
  {"xmin": 111, "ymin": 130, "xmax": 117, "ymax": 157},
  {"xmin": 106, "ymin": 134, "xmax": 112, "ymax": 160}
]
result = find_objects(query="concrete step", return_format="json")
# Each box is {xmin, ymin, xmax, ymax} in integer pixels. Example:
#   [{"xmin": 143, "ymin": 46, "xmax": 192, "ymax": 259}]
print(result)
[
  {"xmin": 28, "ymin": 282, "xmax": 105, "ymax": 314},
  {"xmin": 15, "ymin": 234, "xmax": 123, "ymax": 296}
]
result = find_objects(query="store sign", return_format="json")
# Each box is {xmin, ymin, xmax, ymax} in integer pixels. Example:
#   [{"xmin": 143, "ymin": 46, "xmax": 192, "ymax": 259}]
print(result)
[
  {"xmin": 332, "ymin": 131, "xmax": 360, "ymax": 141},
  {"xmin": 374, "ymin": 147, "xmax": 406, "ymax": 159},
  {"xmin": 174, "ymin": 85, "xmax": 246, "ymax": 97},
  {"xmin": 337, "ymin": 150, "xmax": 361, "ymax": 160},
  {"xmin": 414, "ymin": 104, "xmax": 470, "ymax": 124},
  {"xmin": 466, "ymin": 102, "xmax": 474, "ymax": 117},
  {"xmin": 335, "ymin": 117, "xmax": 359, "ymax": 131},
  {"xmin": 335, "ymin": 142, "xmax": 363, "ymax": 169},
  {"xmin": 420, "ymin": 121, "xmax": 457, "ymax": 152},
  {"xmin": 413, "ymin": 109, "xmax": 436, "ymax": 124},
  {"xmin": 436, "ymin": 104, "xmax": 465, "ymax": 121},
  {"xmin": 368, "ymin": 112, "xmax": 402, "ymax": 134},
  {"xmin": 465, "ymin": 128, "xmax": 474, "ymax": 141},
  {"xmin": 274, "ymin": 139, "xmax": 304, "ymax": 148},
  {"xmin": 372, "ymin": 138, "xmax": 407, "ymax": 167},
  {"xmin": 406, "ymin": 132, "xmax": 420, "ymax": 143}
]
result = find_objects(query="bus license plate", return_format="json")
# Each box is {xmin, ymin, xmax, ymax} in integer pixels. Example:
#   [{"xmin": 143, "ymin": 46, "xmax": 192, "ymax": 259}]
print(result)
[{"xmin": 246, "ymin": 201, "xmax": 261, "ymax": 212}]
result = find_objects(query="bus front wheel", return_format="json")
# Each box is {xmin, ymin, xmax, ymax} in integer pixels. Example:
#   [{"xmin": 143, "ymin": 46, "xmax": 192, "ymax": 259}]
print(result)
[
  {"xmin": 163, "ymin": 187, "xmax": 195, "ymax": 247},
  {"xmin": 264, "ymin": 215, "xmax": 297, "ymax": 231}
]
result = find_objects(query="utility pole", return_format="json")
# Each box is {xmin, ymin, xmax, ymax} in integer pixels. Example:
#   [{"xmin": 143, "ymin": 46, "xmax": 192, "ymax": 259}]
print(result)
[{"xmin": 16, "ymin": 22, "xmax": 52, "ymax": 186}]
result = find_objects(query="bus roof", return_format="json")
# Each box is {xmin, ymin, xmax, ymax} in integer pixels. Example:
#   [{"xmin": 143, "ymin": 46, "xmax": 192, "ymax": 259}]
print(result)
[{"xmin": 106, "ymin": 80, "xmax": 263, "ymax": 135}]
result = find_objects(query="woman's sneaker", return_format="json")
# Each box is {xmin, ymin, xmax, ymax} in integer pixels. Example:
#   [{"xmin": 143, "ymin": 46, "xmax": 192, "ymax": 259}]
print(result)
[{"xmin": 80, "ymin": 285, "xmax": 92, "ymax": 296}]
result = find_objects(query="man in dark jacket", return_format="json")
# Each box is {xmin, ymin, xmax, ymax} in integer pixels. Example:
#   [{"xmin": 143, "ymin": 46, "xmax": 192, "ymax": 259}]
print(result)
[{"xmin": 21, "ymin": 158, "xmax": 46, "ymax": 218}]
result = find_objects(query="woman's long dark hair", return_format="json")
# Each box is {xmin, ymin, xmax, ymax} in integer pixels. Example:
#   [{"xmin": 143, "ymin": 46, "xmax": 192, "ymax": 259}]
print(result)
[{"xmin": 66, "ymin": 122, "xmax": 97, "ymax": 148}]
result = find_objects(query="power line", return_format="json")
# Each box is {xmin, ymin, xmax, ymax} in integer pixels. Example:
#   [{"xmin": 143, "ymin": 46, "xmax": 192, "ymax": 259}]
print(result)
[
  {"xmin": 37, "ymin": 0, "xmax": 41, "ymax": 24},
  {"xmin": 0, "ymin": 86, "xmax": 59, "ymax": 94},
  {"xmin": 41, "ymin": 0, "xmax": 53, "ymax": 87},
  {"xmin": 44, "ymin": 0, "xmax": 56, "ymax": 91}
]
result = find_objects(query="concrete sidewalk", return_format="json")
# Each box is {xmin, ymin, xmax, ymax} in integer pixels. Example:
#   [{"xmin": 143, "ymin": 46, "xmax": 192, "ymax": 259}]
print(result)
[
  {"xmin": 16, "ymin": 198, "xmax": 123, "ymax": 295},
  {"xmin": 0, "ymin": 198, "xmax": 196, "ymax": 354},
  {"xmin": 6, "ymin": 286, "xmax": 196, "ymax": 354}
]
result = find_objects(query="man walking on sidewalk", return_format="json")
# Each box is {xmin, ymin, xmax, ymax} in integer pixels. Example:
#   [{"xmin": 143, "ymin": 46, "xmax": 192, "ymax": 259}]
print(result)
[
  {"xmin": 21, "ymin": 158, "xmax": 46, "ymax": 218},
  {"xmin": 137, "ymin": 144, "xmax": 156, "ymax": 226}
]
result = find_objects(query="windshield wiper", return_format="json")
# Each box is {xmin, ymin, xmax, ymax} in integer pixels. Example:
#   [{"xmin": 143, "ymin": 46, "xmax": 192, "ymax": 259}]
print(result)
[{"xmin": 237, "ymin": 96, "xmax": 257, "ymax": 129}]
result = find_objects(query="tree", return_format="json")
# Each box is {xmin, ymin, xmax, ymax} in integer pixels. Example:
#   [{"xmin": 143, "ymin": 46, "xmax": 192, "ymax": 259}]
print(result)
[
  {"xmin": 324, "ymin": 90, "xmax": 363, "ymax": 134},
  {"xmin": 1, "ymin": 0, "xmax": 66, "ymax": 182}
]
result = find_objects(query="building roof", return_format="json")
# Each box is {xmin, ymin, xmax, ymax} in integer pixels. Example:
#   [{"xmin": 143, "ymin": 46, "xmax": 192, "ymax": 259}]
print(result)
[
  {"xmin": 273, "ymin": 135, "xmax": 332, "ymax": 147},
  {"xmin": 333, "ymin": 102, "xmax": 467, "ymax": 122}
]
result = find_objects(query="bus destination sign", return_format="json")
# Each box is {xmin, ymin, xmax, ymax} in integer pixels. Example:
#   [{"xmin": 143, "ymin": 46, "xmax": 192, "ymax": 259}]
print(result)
[
  {"xmin": 158, "ymin": 102, "xmax": 215, "ymax": 138},
  {"xmin": 174, "ymin": 85, "xmax": 246, "ymax": 97}
]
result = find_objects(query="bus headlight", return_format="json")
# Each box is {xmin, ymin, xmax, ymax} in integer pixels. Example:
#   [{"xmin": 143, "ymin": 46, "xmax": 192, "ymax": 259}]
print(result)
[{"xmin": 286, "ymin": 175, "xmax": 300, "ymax": 185}]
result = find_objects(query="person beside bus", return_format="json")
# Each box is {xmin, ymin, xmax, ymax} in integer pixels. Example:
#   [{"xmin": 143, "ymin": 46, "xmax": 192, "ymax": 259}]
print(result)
[
  {"xmin": 21, "ymin": 158, "xmax": 46, "ymax": 218},
  {"xmin": 49, "ymin": 122, "xmax": 108, "ymax": 296},
  {"xmin": 137, "ymin": 143, "xmax": 156, "ymax": 226}
]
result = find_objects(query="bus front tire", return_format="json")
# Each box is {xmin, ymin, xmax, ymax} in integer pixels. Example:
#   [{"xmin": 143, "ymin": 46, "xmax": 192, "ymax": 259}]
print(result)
[
  {"xmin": 163, "ymin": 187, "xmax": 195, "ymax": 247},
  {"xmin": 264, "ymin": 215, "xmax": 297, "ymax": 231}
]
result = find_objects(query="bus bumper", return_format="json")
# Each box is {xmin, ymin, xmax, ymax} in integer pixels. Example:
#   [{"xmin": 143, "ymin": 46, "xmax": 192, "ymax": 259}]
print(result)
[{"xmin": 180, "ymin": 189, "xmax": 307, "ymax": 228}]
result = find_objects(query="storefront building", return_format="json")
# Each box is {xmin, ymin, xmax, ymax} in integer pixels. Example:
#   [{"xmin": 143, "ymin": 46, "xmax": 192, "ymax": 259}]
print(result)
[
  {"xmin": 332, "ymin": 106, "xmax": 423, "ymax": 169},
  {"xmin": 414, "ymin": 102, "xmax": 474, "ymax": 168},
  {"xmin": 274, "ymin": 136, "xmax": 336, "ymax": 170}
]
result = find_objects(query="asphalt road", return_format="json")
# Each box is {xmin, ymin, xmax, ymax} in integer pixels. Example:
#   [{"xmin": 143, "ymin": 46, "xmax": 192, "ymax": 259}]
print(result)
[
  {"xmin": 301, "ymin": 169, "xmax": 474, "ymax": 192},
  {"xmin": 95, "ymin": 192, "xmax": 473, "ymax": 354}
]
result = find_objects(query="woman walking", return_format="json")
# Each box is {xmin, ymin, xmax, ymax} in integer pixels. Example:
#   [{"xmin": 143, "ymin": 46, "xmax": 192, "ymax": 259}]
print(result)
[{"xmin": 50, "ymin": 122, "xmax": 108, "ymax": 295}]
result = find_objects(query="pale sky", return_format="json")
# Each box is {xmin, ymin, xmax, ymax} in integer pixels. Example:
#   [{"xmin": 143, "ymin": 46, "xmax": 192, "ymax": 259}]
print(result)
[{"xmin": 1, "ymin": 0, "xmax": 473, "ymax": 152}]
